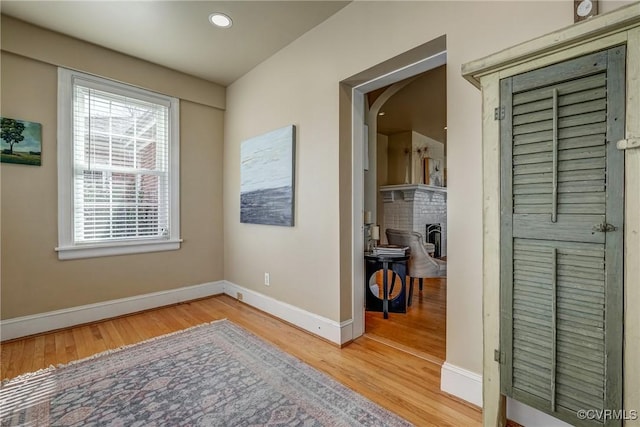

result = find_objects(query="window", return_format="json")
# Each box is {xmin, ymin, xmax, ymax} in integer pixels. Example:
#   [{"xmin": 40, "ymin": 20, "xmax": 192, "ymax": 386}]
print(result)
[{"xmin": 57, "ymin": 68, "xmax": 180, "ymax": 260}]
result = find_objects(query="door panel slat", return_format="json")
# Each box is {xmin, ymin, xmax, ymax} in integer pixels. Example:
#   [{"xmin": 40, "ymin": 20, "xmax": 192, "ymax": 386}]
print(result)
[
  {"xmin": 513, "ymin": 98, "xmax": 606, "ymax": 126},
  {"xmin": 512, "ymin": 74, "xmax": 606, "ymax": 105},
  {"xmin": 514, "ymin": 122, "xmax": 606, "ymax": 146},
  {"xmin": 500, "ymin": 47, "xmax": 624, "ymax": 426},
  {"xmin": 513, "ymin": 111, "xmax": 606, "ymax": 136},
  {"xmin": 513, "ymin": 134, "xmax": 605, "ymax": 155},
  {"xmin": 512, "ymin": 86, "xmax": 606, "ymax": 115}
]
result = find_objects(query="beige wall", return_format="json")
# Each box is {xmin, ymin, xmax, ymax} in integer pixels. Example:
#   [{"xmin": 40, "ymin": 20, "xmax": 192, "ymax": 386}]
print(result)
[
  {"xmin": 0, "ymin": 19, "xmax": 225, "ymax": 319},
  {"xmin": 223, "ymin": 0, "xmax": 632, "ymax": 374},
  {"xmin": 387, "ymin": 132, "xmax": 412, "ymax": 185},
  {"xmin": 376, "ymin": 133, "xmax": 389, "ymax": 238},
  {"xmin": 385, "ymin": 131, "xmax": 444, "ymax": 185}
]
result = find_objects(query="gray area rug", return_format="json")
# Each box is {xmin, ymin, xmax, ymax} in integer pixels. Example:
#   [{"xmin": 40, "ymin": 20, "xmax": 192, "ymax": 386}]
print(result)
[{"xmin": 1, "ymin": 319, "xmax": 412, "ymax": 426}]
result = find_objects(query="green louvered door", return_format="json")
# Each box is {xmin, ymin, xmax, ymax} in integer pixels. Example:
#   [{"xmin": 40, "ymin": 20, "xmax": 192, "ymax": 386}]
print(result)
[{"xmin": 500, "ymin": 46, "xmax": 625, "ymax": 426}]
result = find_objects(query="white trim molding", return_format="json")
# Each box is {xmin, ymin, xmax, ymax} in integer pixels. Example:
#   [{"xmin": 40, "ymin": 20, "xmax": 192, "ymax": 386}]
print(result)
[
  {"xmin": 56, "ymin": 239, "xmax": 183, "ymax": 260},
  {"xmin": 507, "ymin": 399, "xmax": 574, "ymax": 427},
  {"xmin": 56, "ymin": 67, "xmax": 181, "ymax": 260},
  {"xmin": 0, "ymin": 281, "xmax": 224, "ymax": 341},
  {"xmin": 222, "ymin": 281, "xmax": 348, "ymax": 345},
  {"xmin": 0, "ymin": 280, "xmax": 351, "ymax": 346},
  {"xmin": 440, "ymin": 362, "xmax": 483, "ymax": 407},
  {"xmin": 440, "ymin": 365, "xmax": 573, "ymax": 427},
  {"xmin": 339, "ymin": 319, "xmax": 354, "ymax": 344}
]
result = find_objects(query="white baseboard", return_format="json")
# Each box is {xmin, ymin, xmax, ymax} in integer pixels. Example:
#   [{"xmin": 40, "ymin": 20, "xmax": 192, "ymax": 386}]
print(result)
[
  {"xmin": 507, "ymin": 399, "xmax": 573, "ymax": 427},
  {"xmin": 0, "ymin": 279, "xmax": 352, "ymax": 346},
  {"xmin": 439, "ymin": 362, "xmax": 573, "ymax": 426},
  {"xmin": 440, "ymin": 362, "xmax": 483, "ymax": 407},
  {"xmin": 0, "ymin": 281, "xmax": 225, "ymax": 341},
  {"xmin": 339, "ymin": 319, "xmax": 354, "ymax": 344},
  {"xmin": 222, "ymin": 281, "xmax": 349, "ymax": 345}
]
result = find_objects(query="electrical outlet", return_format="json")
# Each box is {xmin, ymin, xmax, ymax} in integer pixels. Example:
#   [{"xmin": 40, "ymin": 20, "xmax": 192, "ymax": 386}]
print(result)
[
  {"xmin": 236, "ymin": 292, "xmax": 243, "ymax": 301},
  {"xmin": 264, "ymin": 272, "xmax": 270, "ymax": 286}
]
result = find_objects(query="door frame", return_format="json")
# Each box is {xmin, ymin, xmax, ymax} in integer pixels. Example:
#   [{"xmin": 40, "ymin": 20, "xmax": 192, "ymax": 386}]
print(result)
[{"xmin": 344, "ymin": 45, "xmax": 447, "ymax": 339}]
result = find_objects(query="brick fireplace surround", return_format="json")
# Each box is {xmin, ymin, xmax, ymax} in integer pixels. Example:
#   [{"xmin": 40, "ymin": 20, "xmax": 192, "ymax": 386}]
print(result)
[{"xmin": 380, "ymin": 184, "xmax": 447, "ymax": 256}]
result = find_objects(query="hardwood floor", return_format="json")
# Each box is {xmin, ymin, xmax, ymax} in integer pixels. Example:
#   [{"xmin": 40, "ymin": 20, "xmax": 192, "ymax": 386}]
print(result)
[
  {"xmin": 366, "ymin": 277, "xmax": 446, "ymax": 363},
  {"xmin": 0, "ymin": 294, "xmax": 480, "ymax": 426}
]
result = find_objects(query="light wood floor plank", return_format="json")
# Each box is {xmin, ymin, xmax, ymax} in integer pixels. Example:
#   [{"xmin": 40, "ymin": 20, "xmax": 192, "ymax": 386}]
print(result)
[
  {"xmin": 32, "ymin": 335, "xmax": 46, "ymax": 372},
  {"xmin": 43, "ymin": 334, "xmax": 57, "ymax": 368},
  {"xmin": 156, "ymin": 306, "xmax": 192, "ymax": 331},
  {"xmin": 63, "ymin": 329, "xmax": 78, "ymax": 363},
  {"xmin": 112, "ymin": 316, "xmax": 144, "ymax": 346},
  {"xmin": 95, "ymin": 321, "xmax": 123, "ymax": 350},
  {"xmin": 1, "ymin": 341, "xmax": 15, "ymax": 379},
  {"xmin": 71, "ymin": 326, "xmax": 94, "ymax": 360},
  {"xmin": 52, "ymin": 331, "xmax": 66, "ymax": 367},
  {"xmin": 17, "ymin": 338, "xmax": 34, "ymax": 377},
  {"xmin": 0, "ymin": 294, "xmax": 480, "ymax": 426},
  {"xmin": 82, "ymin": 324, "xmax": 107, "ymax": 357},
  {"xmin": 366, "ymin": 277, "xmax": 447, "ymax": 363}
]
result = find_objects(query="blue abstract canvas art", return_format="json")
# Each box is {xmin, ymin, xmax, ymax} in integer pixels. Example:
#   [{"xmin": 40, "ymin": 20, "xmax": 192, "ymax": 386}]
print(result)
[{"xmin": 240, "ymin": 125, "xmax": 295, "ymax": 226}]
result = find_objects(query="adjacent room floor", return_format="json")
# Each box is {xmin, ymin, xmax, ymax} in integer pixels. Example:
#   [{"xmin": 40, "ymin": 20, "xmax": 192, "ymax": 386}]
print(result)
[{"xmin": 365, "ymin": 276, "xmax": 447, "ymax": 364}]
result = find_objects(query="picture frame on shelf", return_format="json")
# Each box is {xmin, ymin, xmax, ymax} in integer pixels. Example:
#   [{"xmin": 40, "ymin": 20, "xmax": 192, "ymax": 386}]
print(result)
[{"xmin": 424, "ymin": 157, "xmax": 443, "ymax": 187}]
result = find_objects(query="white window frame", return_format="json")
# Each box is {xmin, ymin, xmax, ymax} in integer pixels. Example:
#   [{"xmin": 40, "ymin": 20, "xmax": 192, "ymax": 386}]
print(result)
[{"xmin": 56, "ymin": 68, "xmax": 181, "ymax": 260}]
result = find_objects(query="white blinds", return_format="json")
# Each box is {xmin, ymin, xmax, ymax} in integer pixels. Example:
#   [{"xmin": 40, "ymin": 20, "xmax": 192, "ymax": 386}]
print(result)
[{"xmin": 72, "ymin": 82, "xmax": 170, "ymax": 243}]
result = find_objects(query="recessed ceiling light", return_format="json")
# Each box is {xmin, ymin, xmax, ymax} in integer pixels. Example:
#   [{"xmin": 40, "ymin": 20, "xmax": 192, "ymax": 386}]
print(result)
[{"xmin": 209, "ymin": 13, "xmax": 232, "ymax": 28}]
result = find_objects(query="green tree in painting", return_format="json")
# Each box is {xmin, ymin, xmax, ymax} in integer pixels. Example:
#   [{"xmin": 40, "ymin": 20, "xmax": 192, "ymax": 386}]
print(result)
[{"xmin": 1, "ymin": 118, "xmax": 25, "ymax": 155}]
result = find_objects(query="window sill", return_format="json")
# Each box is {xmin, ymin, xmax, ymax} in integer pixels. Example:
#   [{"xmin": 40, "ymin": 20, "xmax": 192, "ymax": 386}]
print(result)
[{"xmin": 55, "ymin": 239, "xmax": 182, "ymax": 260}]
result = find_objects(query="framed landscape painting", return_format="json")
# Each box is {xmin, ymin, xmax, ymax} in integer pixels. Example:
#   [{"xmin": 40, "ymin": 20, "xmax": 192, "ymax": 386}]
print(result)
[
  {"xmin": 240, "ymin": 125, "xmax": 296, "ymax": 226},
  {"xmin": 1, "ymin": 117, "xmax": 42, "ymax": 166}
]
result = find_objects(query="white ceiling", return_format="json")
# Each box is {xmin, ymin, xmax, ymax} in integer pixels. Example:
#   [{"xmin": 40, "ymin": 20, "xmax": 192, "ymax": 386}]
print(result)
[{"xmin": 0, "ymin": 1, "xmax": 350, "ymax": 86}]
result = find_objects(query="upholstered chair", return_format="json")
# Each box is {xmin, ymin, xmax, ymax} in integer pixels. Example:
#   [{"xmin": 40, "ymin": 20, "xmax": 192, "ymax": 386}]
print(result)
[{"xmin": 385, "ymin": 228, "xmax": 447, "ymax": 305}]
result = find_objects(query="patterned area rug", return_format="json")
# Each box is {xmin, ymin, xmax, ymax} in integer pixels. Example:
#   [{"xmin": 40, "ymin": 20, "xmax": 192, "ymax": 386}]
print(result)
[{"xmin": 1, "ymin": 320, "xmax": 411, "ymax": 426}]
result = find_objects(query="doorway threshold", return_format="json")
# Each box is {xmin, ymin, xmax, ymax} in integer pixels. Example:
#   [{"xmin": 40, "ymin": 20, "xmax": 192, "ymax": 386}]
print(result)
[{"xmin": 362, "ymin": 333, "xmax": 444, "ymax": 366}]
